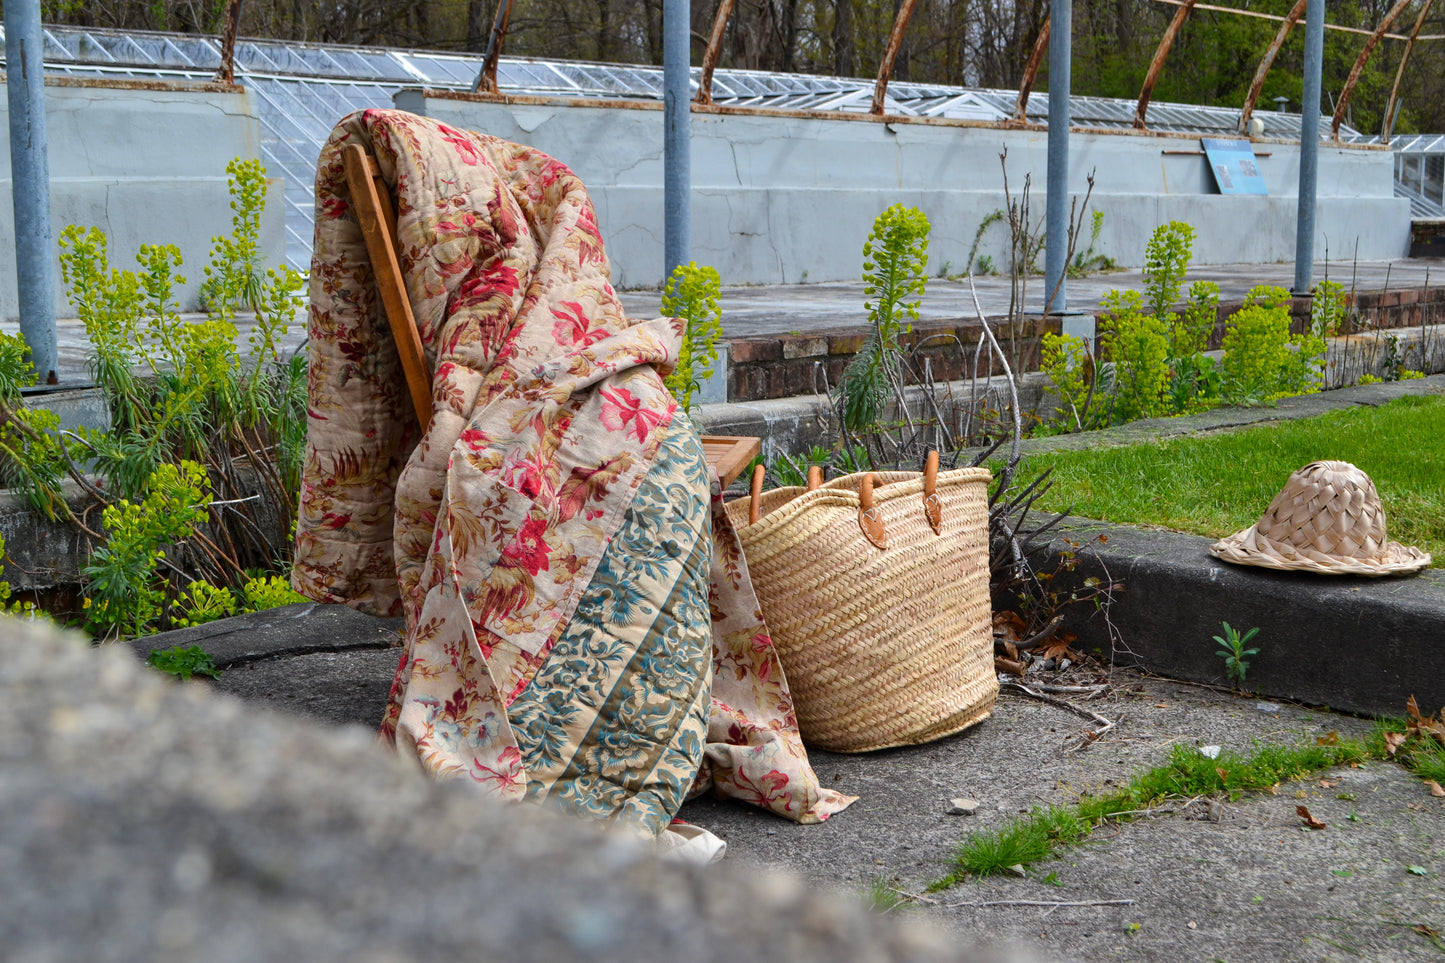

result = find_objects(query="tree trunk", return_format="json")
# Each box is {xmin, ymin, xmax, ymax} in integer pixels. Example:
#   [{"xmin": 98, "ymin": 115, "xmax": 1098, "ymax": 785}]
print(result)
[
  {"xmin": 779, "ymin": 0, "xmax": 800, "ymax": 71},
  {"xmin": 834, "ymin": 0, "xmax": 854, "ymax": 76},
  {"xmin": 467, "ymin": 0, "xmax": 488, "ymax": 51}
]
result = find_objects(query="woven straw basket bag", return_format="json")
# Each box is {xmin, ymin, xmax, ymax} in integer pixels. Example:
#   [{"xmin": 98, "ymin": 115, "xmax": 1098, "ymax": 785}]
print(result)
[{"xmin": 724, "ymin": 453, "xmax": 997, "ymax": 752}]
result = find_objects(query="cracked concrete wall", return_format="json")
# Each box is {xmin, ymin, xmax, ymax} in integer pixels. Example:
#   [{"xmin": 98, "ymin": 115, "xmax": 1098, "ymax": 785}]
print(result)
[
  {"xmin": 0, "ymin": 80, "xmax": 285, "ymax": 321},
  {"xmin": 415, "ymin": 91, "xmax": 1409, "ymax": 289}
]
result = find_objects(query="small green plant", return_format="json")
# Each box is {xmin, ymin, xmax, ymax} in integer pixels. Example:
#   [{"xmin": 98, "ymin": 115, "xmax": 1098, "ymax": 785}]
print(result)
[
  {"xmin": 1085, "ymin": 221, "xmax": 1222, "ymax": 429},
  {"xmin": 82, "ymin": 460, "xmax": 213, "ymax": 640},
  {"xmin": 965, "ymin": 209, "xmax": 1003, "ymax": 276},
  {"xmin": 0, "ymin": 533, "xmax": 41, "ymax": 618},
  {"xmin": 838, "ymin": 204, "xmax": 929, "ymax": 434},
  {"xmin": 202, "ymin": 157, "xmax": 270, "ymax": 313},
  {"xmin": 660, "ymin": 261, "xmax": 723, "ymax": 413},
  {"xmin": 1068, "ymin": 210, "xmax": 1116, "ymax": 276},
  {"xmin": 1220, "ymin": 285, "xmax": 1324, "ymax": 404},
  {"xmin": 1098, "ymin": 288, "xmax": 1170, "ymax": 423},
  {"xmin": 864, "ymin": 876, "xmax": 906, "ymax": 913},
  {"xmin": 1311, "ymin": 279, "xmax": 1347, "ymax": 340},
  {"xmin": 1213, "ymin": 621, "xmax": 1261, "ymax": 688},
  {"xmin": 172, "ymin": 580, "xmax": 239, "ymax": 628},
  {"xmin": 239, "ymin": 573, "xmax": 309, "ymax": 612},
  {"xmin": 147, "ymin": 644, "xmax": 222, "ymax": 681},
  {"xmin": 1040, "ymin": 331, "xmax": 1113, "ymax": 432},
  {"xmin": 1143, "ymin": 221, "xmax": 1195, "ymax": 321}
]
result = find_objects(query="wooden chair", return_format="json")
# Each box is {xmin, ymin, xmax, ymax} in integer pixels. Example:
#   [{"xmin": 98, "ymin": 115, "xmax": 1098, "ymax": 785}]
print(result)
[{"xmin": 339, "ymin": 144, "xmax": 759, "ymax": 488}]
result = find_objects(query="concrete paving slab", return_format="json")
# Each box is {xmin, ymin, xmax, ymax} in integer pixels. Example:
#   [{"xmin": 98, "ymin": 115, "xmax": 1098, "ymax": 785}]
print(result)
[{"xmin": 678, "ymin": 673, "xmax": 1445, "ymax": 962}]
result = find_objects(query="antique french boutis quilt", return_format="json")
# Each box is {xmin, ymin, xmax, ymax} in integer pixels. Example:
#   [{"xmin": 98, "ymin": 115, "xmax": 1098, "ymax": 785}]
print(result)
[{"xmin": 293, "ymin": 109, "xmax": 852, "ymax": 835}]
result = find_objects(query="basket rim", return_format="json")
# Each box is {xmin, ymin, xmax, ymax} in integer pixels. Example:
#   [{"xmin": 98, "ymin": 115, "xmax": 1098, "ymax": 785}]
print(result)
[{"xmin": 725, "ymin": 465, "xmax": 992, "ymax": 531}]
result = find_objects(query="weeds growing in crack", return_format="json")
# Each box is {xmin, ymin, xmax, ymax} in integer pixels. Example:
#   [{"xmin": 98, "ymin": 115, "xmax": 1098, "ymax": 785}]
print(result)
[{"xmin": 932, "ymin": 737, "xmax": 1373, "ymax": 886}]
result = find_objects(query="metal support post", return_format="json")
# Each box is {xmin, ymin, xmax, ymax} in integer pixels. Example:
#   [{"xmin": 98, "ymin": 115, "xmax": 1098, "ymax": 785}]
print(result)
[
  {"xmin": 1043, "ymin": 0, "xmax": 1071, "ymax": 314},
  {"xmin": 1294, "ymin": 0, "xmax": 1325, "ymax": 295},
  {"xmin": 5, "ymin": 0, "xmax": 58, "ymax": 383},
  {"xmin": 663, "ymin": 0, "xmax": 691, "ymax": 282}
]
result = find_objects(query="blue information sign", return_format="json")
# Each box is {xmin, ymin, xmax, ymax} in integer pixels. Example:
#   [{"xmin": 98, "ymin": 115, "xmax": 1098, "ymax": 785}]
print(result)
[{"xmin": 1201, "ymin": 138, "xmax": 1268, "ymax": 195}]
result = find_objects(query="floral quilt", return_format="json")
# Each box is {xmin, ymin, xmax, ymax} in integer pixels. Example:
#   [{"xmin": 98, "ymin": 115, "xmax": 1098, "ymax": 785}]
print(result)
[{"xmin": 292, "ymin": 109, "xmax": 852, "ymax": 832}]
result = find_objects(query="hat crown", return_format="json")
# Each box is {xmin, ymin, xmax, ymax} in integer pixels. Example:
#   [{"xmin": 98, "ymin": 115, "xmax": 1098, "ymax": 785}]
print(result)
[{"xmin": 1255, "ymin": 460, "xmax": 1388, "ymax": 559}]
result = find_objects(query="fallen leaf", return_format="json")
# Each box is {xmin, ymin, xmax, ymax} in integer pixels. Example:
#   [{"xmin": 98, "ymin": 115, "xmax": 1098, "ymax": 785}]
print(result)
[
  {"xmin": 1098, "ymin": 534, "xmax": 1109, "ymax": 544},
  {"xmin": 1384, "ymin": 731, "xmax": 1408, "ymax": 756},
  {"xmin": 999, "ymin": 640, "xmax": 1020, "ymax": 660},
  {"xmin": 1332, "ymin": 868, "xmax": 1353, "ymax": 878},
  {"xmin": 1319, "ymin": 780, "xmax": 1339, "ymax": 789},
  {"xmin": 1036, "ymin": 631, "xmax": 1082, "ymax": 663},
  {"xmin": 994, "ymin": 656, "xmax": 1027, "ymax": 677},
  {"xmin": 1426, "ymin": 780, "xmax": 1445, "ymax": 798},
  {"xmin": 1416, "ymin": 925, "xmax": 1440, "ymax": 937},
  {"xmin": 1407, "ymin": 865, "xmax": 1429, "ymax": 877},
  {"xmin": 1154, "ymin": 702, "xmax": 1171, "ymax": 709},
  {"xmin": 1297, "ymin": 805, "xmax": 1327, "ymax": 830},
  {"xmin": 1317, "ymin": 731, "xmax": 1340, "ymax": 746},
  {"xmin": 1216, "ymin": 768, "xmax": 1230, "ymax": 784},
  {"xmin": 992, "ymin": 611, "xmax": 1027, "ymax": 642},
  {"xmin": 1405, "ymin": 695, "xmax": 1445, "ymax": 745}
]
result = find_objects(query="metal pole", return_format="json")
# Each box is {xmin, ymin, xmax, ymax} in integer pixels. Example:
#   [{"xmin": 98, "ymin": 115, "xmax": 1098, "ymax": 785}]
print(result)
[
  {"xmin": 1043, "ymin": 0, "xmax": 1071, "ymax": 314},
  {"xmin": 663, "ymin": 0, "xmax": 691, "ymax": 282},
  {"xmin": 1294, "ymin": 0, "xmax": 1325, "ymax": 294},
  {"xmin": 5, "ymin": 0, "xmax": 58, "ymax": 383}
]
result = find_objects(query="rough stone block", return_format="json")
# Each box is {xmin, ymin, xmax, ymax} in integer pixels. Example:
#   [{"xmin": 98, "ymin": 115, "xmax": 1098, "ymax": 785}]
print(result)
[{"xmin": 1, "ymin": 618, "xmax": 960, "ymax": 962}]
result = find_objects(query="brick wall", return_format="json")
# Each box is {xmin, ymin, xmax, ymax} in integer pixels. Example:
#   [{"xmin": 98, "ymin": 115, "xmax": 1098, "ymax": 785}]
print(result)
[
  {"xmin": 727, "ymin": 317, "xmax": 1054, "ymax": 402},
  {"xmin": 723, "ymin": 285, "xmax": 1445, "ymax": 403}
]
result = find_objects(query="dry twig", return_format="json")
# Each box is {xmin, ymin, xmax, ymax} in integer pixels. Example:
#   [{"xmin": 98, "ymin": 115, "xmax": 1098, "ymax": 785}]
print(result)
[{"xmin": 1001, "ymin": 680, "xmax": 1118, "ymax": 747}]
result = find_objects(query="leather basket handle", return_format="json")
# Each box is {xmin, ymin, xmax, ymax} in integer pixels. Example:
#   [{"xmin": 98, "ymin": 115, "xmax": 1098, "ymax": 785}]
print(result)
[
  {"xmin": 859, "ymin": 472, "xmax": 888, "ymax": 549},
  {"xmin": 749, "ymin": 463, "xmax": 765, "ymax": 525},
  {"xmin": 923, "ymin": 450, "xmax": 942, "ymax": 535},
  {"xmin": 807, "ymin": 465, "xmax": 823, "ymax": 491}
]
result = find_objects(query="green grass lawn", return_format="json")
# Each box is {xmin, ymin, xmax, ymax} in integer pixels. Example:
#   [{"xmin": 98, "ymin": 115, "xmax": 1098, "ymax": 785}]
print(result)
[{"xmin": 1014, "ymin": 394, "xmax": 1445, "ymax": 564}]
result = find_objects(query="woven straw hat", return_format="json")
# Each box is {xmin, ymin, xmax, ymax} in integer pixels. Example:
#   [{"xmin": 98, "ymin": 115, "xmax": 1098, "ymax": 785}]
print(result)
[{"xmin": 1210, "ymin": 460, "xmax": 1431, "ymax": 576}]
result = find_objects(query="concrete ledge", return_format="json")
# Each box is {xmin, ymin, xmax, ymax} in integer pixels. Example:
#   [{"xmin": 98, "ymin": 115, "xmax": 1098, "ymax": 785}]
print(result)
[
  {"xmin": 128, "ymin": 601, "xmax": 402, "ymax": 667},
  {"xmin": 1038, "ymin": 518, "xmax": 1445, "ymax": 717}
]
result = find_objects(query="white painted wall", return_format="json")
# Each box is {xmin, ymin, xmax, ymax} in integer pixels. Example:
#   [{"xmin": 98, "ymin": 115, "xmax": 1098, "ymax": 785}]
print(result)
[
  {"xmin": 411, "ymin": 90, "xmax": 1410, "ymax": 290},
  {"xmin": 0, "ymin": 79, "xmax": 286, "ymax": 320}
]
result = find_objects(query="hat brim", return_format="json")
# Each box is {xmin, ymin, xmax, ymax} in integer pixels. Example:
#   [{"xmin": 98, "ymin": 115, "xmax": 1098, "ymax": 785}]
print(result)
[{"xmin": 1210, "ymin": 526, "xmax": 1432, "ymax": 577}]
